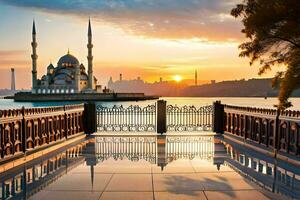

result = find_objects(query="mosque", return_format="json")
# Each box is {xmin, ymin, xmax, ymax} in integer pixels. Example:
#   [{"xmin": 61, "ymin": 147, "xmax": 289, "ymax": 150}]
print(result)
[
  {"xmin": 31, "ymin": 19, "xmax": 101, "ymax": 94},
  {"xmin": 11, "ymin": 19, "xmax": 158, "ymax": 101}
]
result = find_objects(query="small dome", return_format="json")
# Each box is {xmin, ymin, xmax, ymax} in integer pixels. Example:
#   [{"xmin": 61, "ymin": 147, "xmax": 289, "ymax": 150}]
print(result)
[{"xmin": 57, "ymin": 52, "xmax": 79, "ymax": 67}]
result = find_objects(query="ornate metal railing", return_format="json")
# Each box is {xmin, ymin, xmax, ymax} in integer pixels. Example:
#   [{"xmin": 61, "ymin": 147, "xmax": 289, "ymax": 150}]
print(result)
[
  {"xmin": 0, "ymin": 104, "xmax": 84, "ymax": 159},
  {"xmin": 167, "ymin": 105, "xmax": 213, "ymax": 131},
  {"xmin": 96, "ymin": 104, "xmax": 157, "ymax": 132},
  {"xmin": 223, "ymin": 104, "xmax": 300, "ymax": 156}
]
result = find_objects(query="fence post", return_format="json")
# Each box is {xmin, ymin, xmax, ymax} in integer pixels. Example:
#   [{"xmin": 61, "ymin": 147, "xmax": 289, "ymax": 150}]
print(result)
[
  {"xmin": 274, "ymin": 109, "xmax": 280, "ymax": 151},
  {"xmin": 83, "ymin": 103, "xmax": 97, "ymax": 134},
  {"xmin": 64, "ymin": 105, "xmax": 68, "ymax": 139},
  {"xmin": 157, "ymin": 100, "xmax": 167, "ymax": 134},
  {"xmin": 21, "ymin": 106, "xmax": 27, "ymax": 153},
  {"xmin": 213, "ymin": 101, "xmax": 224, "ymax": 134}
]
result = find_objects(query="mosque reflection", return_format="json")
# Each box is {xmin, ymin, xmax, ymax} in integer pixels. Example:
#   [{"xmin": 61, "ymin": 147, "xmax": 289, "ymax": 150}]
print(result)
[{"xmin": 2, "ymin": 135, "xmax": 299, "ymax": 199}]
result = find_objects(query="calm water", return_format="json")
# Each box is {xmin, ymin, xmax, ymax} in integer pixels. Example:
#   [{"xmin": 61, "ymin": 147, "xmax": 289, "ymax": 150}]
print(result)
[
  {"xmin": 1, "ymin": 135, "xmax": 299, "ymax": 199},
  {"xmin": 1, "ymin": 97, "xmax": 300, "ymax": 110}
]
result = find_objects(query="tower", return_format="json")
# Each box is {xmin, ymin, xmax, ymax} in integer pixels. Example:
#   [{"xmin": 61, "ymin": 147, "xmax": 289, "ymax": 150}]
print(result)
[
  {"xmin": 31, "ymin": 20, "xmax": 38, "ymax": 91},
  {"xmin": 75, "ymin": 64, "xmax": 81, "ymax": 93},
  {"xmin": 87, "ymin": 18, "xmax": 93, "ymax": 91},
  {"xmin": 195, "ymin": 69, "xmax": 197, "ymax": 86},
  {"xmin": 11, "ymin": 68, "xmax": 15, "ymax": 91},
  {"xmin": 119, "ymin": 73, "xmax": 122, "ymax": 81}
]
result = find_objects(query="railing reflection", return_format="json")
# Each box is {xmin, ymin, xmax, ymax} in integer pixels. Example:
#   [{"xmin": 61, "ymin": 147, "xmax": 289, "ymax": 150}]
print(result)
[
  {"xmin": 0, "ymin": 140, "xmax": 88, "ymax": 200},
  {"xmin": 93, "ymin": 135, "xmax": 222, "ymax": 170},
  {"xmin": 223, "ymin": 139, "xmax": 300, "ymax": 199}
]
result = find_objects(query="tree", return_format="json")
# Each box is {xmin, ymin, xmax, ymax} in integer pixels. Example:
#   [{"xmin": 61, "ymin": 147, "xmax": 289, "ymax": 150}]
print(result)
[{"xmin": 231, "ymin": 0, "xmax": 300, "ymax": 109}]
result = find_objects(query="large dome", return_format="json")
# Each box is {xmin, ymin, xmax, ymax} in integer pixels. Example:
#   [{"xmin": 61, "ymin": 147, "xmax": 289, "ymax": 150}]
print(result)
[{"xmin": 57, "ymin": 53, "xmax": 79, "ymax": 67}]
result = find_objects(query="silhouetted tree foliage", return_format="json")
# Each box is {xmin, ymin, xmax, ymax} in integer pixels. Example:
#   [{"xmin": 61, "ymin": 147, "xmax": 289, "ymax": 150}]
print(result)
[{"xmin": 231, "ymin": 0, "xmax": 300, "ymax": 109}]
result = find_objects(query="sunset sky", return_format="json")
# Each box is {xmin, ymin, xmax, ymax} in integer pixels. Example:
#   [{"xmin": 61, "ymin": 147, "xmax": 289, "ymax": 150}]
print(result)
[{"xmin": 0, "ymin": 0, "xmax": 279, "ymax": 89}]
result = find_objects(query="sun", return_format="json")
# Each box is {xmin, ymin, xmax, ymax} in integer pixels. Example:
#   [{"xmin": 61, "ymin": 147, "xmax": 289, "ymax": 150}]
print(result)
[{"xmin": 173, "ymin": 75, "xmax": 182, "ymax": 82}]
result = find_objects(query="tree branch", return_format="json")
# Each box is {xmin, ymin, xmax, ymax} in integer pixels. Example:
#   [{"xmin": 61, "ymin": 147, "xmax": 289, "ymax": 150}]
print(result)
[{"xmin": 269, "ymin": 35, "xmax": 300, "ymax": 50}]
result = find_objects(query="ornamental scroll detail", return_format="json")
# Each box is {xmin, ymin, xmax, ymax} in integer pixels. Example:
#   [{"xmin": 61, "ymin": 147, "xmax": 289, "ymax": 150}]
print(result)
[
  {"xmin": 96, "ymin": 104, "xmax": 156, "ymax": 132},
  {"xmin": 167, "ymin": 105, "xmax": 213, "ymax": 131}
]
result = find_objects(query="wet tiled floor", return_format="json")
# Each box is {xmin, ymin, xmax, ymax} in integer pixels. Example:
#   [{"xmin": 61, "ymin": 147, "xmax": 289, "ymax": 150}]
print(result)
[
  {"xmin": 29, "ymin": 160, "xmax": 271, "ymax": 200},
  {"xmin": 1, "ymin": 134, "xmax": 298, "ymax": 200}
]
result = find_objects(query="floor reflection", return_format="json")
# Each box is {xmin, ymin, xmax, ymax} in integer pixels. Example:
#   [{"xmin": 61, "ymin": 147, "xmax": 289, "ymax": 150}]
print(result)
[
  {"xmin": 223, "ymin": 138, "xmax": 300, "ymax": 199},
  {"xmin": 91, "ymin": 135, "xmax": 226, "ymax": 171},
  {"xmin": 0, "ymin": 140, "xmax": 89, "ymax": 200},
  {"xmin": 1, "ymin": 135, "xmax": 298, "ymax": 199}
]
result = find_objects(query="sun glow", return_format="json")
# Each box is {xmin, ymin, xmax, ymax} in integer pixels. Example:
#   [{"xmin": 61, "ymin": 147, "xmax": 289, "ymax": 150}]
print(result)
[{"xmin": 173, "ymin": 75, "xmax": 183, "ymax": 82}]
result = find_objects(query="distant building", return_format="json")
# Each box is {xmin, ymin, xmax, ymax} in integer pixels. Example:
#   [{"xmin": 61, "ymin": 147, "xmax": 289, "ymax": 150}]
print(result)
[
  {"xmin": 211, "ymin": 80, "xmax": 216, "ymax": 84},
  {"xmin": 30, "ymin": 19, "xmax": 101, "ymax": 94},
  {"xmin": 107, "ymin": 75, "xmax": 187, "ymax": 96}
]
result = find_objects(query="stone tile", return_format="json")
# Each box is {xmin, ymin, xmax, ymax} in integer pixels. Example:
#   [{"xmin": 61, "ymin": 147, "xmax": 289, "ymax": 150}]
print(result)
[
  {"xmin": 153, "ymin": 174, "xmax": 204, "ymax": 192},
  {"xmin": 205, "ymin": 190, "xmax": 270, "ymax": 200},
  {"xmin": 29, "ymin": 191, "xmax": 102, "ymax": 200},
  {"xmin": 105, "ymin": 174, "xmax": 152, "ymax": 191},
  {"xmin": 190, "ymin": 158, "xmax": 232, "ymax": 172},
  {"xmin": 72, "ymin": 159, "xmax": 152, "ymax": 174},
  {"xmin": 45, "ymin": 173, "xmax": 112, "ymax": 191},
  {"xmin": 152, "ymin": 160, "xmax": 195, "ymax": 174},
  {"xmin": 198, "ymin": 172, "xmax": 259, "ymax": 190},
  {"xmin": 99, "ymin": 192, "xmax": 153, "ymax": 200},
  {"xmin": 155, "ymin": 191, "xmax": 207, "ymax": 200}
]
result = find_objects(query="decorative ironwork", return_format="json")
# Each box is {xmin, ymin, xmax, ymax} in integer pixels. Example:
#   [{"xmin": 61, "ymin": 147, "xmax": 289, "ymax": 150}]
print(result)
[
  {"xmin": 167, "ymin": 105, "xmax": 213, "ymax": 131},
  {"xmin": 96, "ymin": 104, "xmax": 156, "ymax": 132},
  {"xmin": 94, "ymin": 135, "xmax": 215, "ymax": 165},
  {"xmin": 95, "ymin": 136, "xmax": 157, "ymax": 163},
  {"xmin": 0, "ymin": 104, "xmax": 84, "ymax": 159}
]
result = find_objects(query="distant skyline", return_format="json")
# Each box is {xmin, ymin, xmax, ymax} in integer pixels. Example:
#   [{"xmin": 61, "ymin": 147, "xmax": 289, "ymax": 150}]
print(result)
[{"xmin": 0, "ymin": 0, "xmax": 281, "ymax": 89}]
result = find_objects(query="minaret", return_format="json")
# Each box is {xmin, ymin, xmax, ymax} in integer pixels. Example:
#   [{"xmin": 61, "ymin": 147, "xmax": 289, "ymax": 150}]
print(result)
[
  {"xmin": 31, "ymin": 20, "xmax": 38, "ymax": 91},
  {"xmin": 87, "ymin": 18, "xmax": 93, "ymax": 91},
  {"xmin": 195, "ymin": 69, "xmax": 197, "ymax": 86},
  {"xmin": 75, "ymin": 64, "xmax": 81, "ymax": 93},
  {"xmin": 11, "ymin": 68, "xmax": 16, "ymax": 91}
]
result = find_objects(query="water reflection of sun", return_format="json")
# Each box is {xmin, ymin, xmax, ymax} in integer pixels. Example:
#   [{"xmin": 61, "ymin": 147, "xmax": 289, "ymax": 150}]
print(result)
[{"xmin": 173, "ymin": 75, "xmax": 182, "ymax": 82}]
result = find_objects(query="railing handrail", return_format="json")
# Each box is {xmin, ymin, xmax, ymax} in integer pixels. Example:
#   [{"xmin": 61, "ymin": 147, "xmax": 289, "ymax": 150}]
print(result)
[
  {"xmin": 0, "ymin": 103, "xmax": 85, "ymax": 160},
  {"xmin": 220, "ymin": 102, "xmax": 300, "ymax": 157}
]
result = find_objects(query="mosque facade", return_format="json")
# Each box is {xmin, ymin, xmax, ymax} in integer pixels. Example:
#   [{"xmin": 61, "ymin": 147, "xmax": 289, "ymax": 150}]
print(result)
[{"xmin": 31, "ymin": 19, "xmax": 100, "ymax": 94}]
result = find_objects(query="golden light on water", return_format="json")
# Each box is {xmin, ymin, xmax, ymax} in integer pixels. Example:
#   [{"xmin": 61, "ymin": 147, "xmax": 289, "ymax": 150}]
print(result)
[{"xmin": 173, "ymin": 75, "xmax": 183, "ymax": 82}]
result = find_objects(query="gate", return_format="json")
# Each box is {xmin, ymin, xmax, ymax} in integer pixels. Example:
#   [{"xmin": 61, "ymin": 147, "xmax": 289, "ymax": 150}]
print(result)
[
  {"xmin": 96, "ymin": 104, "xmax": 156, "ymax": 132},
  {"xmin": 96, "ymin": 100, "xmax": 214, "ymax": 133}
]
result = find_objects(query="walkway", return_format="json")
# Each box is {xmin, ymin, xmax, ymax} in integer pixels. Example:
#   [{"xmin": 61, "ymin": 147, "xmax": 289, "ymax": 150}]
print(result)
[{"xmin": 28, "ymin": 135, "xmax": 281, "ymax": 200}]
